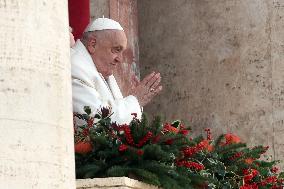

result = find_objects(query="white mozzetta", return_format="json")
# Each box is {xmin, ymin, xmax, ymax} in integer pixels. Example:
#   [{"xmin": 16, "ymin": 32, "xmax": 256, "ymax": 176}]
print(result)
[{"xmin": 71, "ymin": 40, "xmax": 142, "ymax": 124}]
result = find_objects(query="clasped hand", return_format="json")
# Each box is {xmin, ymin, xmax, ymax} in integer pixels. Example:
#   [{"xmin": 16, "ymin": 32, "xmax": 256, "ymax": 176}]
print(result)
[{"xmin": 127, "ymin": 72, "xmax": 162, "ymax": 107}]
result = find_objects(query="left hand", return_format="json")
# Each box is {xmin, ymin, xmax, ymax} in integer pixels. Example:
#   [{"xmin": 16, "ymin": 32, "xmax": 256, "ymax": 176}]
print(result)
[{"xmin": 127, "ymin": 72, "xmax": 162, "ymax": 107}]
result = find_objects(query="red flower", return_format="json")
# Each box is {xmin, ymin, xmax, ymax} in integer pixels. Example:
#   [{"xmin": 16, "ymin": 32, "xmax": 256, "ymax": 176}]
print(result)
[
  {"xmin": 87, "ymin": 118, "xmax": 94, "ymax": 128},
  {"xmin": 229, "ymin": 152, "xmax": 243, "ymax": 161},
  {"xmin": 75, "ymin": 141, "xmax": 92, "ymax": 154},
  {"xmin": 243, "ymin": 169, "xmax": 259, "ymax": 184},
  {"xmin": 182, "ymin": 140, "xmax": 212, "ymax": 157},
  {"xmin": 265, "ymin": 176, "xmax": 278, "ymax": 183},
  {"xmin": 225, "ymin": 133, "xmax": 241, "ymax": 144},
  {"xmin": 251, "ymin": 169, "xmax": 259, "ymax": 177},
  {"xmin": 119, "ymin": 144, "xmax": 128, "ymax": 152},
  {"xmin": 120, "ymin": 125, "xmax": 135, "ymax": 145},
  {"xmin": 165, "ymin": 138, "xmax": 174, "ymax": 145},
  {"xmin": 176, "ymin": 160, "xmax": 205, "ymax": 171},
  {"xmin": 137, "ymin": 131, "xmax": 153, "ymax": 147},
  {"xmin": 240, "ymin": 183, "xmax": 258, "ymax": 189},
  {"xmin": 244, "ymin": 158, "xmax": 255, "ymax": 164},
  {"xmin": 261, "ymin": 146, "xmax": 269, "ymax": 154},
  {"xmin": 244, "ymin": 174, "xmax": 254, "ymax": 183},
  {"xmin": 179, "ymin": 129, "xmax": 189, "ymax": 136},
  {"xmin": 199, "ymin": 140, "xmax": 214, "ymax": 152},
  {"xmin": 182, "ymin": 146, "xmax": 198, "ymax": 157},
  {"xmin": 271, "ymin": 167, "xmax": 279, "ymax": 173},
  {"xmin": 152, "ymin": 135, "xmax": 161, "ymax": 143},
  {"xmin": 137, "ymin": 149, "xmax": 144, "ymax": 156},
  {"xmin": 243, "ymin": 169, "xmax": 250, "ymax": 175},
  {"xmin": 204, "ymin": 128, "xmax": 212, "ymax": 140},
  {"xmin": 82, "ymin": 128, "xmax": 89, "ymax": 136},
  {"xmin": 163, "ymin": 123, "xmax": 179, "ymax": 133}
]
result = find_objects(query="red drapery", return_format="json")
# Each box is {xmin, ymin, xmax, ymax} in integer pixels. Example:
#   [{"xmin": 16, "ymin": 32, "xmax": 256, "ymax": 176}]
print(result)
[{"xmin": 68, "ymin": 0, "xmax": 90, "ymax": 40}]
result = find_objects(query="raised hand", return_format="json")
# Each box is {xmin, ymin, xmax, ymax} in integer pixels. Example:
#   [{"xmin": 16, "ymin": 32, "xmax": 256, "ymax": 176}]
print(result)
[{"xmin": 128, "ymin": 72, "xmax": 162, "ymax": 107}]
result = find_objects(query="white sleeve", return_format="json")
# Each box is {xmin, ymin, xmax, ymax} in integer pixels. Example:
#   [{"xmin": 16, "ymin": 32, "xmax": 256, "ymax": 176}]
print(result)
[{"xmin": 72, "ymin": 79, "xmax": 142, "ymax": 125}]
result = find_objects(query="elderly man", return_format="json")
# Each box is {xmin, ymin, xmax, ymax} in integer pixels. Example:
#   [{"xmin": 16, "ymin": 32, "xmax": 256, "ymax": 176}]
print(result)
[{"xmin": 71, "ymin": 18, "xmax": 162, "ymax": 124}]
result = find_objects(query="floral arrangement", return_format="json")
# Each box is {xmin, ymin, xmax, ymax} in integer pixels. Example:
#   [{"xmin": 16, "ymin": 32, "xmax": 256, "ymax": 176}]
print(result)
[{"xmin": 74, "ymin": 107, "xmax": 284, "ymax": 189}]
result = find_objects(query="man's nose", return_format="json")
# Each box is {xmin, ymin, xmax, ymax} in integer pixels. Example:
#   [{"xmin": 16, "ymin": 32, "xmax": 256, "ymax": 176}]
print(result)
[{"xmin": 115, "ymin": 53, "xmax": 123, "ymax": 63}]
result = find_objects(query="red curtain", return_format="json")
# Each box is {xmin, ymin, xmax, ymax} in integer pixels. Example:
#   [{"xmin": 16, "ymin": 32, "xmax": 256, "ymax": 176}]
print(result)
[{"xmin": 68, "ymin": 0, "xmax": 90, "ymax": 40}]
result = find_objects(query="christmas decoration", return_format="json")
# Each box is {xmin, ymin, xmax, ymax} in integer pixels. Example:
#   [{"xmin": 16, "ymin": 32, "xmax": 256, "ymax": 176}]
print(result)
[{"xmin": 74, "ymin": 107, "xmax": 284, "ymax": 189}]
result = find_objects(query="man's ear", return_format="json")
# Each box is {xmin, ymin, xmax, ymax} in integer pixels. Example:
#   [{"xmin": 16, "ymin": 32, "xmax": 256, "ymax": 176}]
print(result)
[{"xmin": 87, "ymin": 37, "xmax": 97, "ymax": 54}]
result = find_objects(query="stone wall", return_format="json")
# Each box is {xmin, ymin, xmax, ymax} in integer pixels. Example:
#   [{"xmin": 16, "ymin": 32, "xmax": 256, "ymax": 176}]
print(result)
[
  {"xmin": 138, "ymin": 0, "xmax": 284, "ymax": 163},
  {"xmin": 90, "ymin": 0, "xmax": 109, "ymax": 20},
  {"xmin": 76, "ymin": 177, "xmax": 158, "ymax": 189}
]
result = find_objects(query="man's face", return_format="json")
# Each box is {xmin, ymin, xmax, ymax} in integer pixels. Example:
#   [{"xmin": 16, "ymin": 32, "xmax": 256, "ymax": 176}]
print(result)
[{"xmin": 90, "ymin": 30, "xmax": 127, "ymax": 78}]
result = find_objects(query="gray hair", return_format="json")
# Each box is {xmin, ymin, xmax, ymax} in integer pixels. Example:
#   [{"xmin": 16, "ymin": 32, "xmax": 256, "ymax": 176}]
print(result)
[{"xmin": 81, "ymin": 30, "xmax": 116, "ymax": 46}]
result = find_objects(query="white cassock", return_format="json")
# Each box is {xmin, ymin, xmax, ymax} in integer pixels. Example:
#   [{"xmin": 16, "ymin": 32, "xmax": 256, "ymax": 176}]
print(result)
[{"xmin": 71, "ymin": 40, "xmax": 142, "ymax": 124}]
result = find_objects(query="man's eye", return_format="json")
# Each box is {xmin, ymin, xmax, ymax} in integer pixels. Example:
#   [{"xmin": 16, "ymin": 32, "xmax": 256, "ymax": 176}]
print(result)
[{"xmin": 112, "ymin": 47, "xmax": 121, "ymax": 53}]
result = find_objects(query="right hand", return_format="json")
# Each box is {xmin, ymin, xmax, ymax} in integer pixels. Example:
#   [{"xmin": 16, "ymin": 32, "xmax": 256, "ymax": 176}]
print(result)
[{"xmin": 128, "ymin": 72, "xmax": 162, "ymax": 107}]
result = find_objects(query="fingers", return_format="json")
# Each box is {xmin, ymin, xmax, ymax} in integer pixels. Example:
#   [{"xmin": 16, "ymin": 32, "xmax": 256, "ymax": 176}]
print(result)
[
  {"xmin": 140, "ymin": 72, "xmax": 155, "ymax": 86},
  {"xmin": 153, "ymin": 85, "xmax": 162, "ymax": 95},
  {"xmin": 131, "ymin": 71, "xmax": 163, "ymax": 107},
  {"xmin": 146, "ymin": 73, "xmax": 161, "ymax": 89},
  {"xmin": 142, "ymin": 85, "xmax": 163, "ymax": 106},
  {"xmin": 148, "ymin": 85, "xmax": 162, "ymax": 98},
  {"xmin": 132, "ymin": 75, "xmax": 140, "ymax": 87},
  {"xmin": 140, "ymin": 72, "xmax": 161, "ymax": 89},
  {"xmin": 149, "ymin": 74, "xmax": 161, "ymax": 90}
]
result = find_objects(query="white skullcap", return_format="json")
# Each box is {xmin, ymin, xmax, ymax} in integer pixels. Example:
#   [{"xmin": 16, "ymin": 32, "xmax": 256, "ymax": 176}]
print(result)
[{"xmin": 84, "ymin": 17, "xmax": 124, "ymax": 32}]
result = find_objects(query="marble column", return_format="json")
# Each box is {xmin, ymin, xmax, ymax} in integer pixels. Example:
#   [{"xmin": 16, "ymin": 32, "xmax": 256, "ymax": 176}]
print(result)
[{"xmin": 0, "ymin": 0, "xmax": 75, "ymax": 188}]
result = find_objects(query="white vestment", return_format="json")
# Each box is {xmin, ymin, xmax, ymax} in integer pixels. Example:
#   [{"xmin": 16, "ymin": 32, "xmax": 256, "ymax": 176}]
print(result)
[{"xmin": 71, "ymin": 40, "xmax": 142, "ymax": 124}]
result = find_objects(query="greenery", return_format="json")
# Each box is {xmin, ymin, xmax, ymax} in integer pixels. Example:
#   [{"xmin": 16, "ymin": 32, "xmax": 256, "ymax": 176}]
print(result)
[{"xmin": 74, "ymin": 107, "xmax": 284, "ymax": 189}]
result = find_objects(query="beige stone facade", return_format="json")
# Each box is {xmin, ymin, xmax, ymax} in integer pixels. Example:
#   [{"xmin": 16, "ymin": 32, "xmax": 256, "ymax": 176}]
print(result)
[{"xmin": 138, "ymin": 0, "xmax": 284, "ymax": 165}]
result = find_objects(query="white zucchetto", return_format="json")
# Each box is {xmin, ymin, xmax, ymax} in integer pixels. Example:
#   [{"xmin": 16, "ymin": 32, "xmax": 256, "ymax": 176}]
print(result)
[{"xmin": 84, "ymin": 17, "xmax": 124, "ymax": 32}]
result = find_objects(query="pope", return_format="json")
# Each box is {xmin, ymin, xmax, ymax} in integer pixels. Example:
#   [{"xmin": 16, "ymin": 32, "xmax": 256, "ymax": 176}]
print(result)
[{"xmin": 71, "ymin": 17, "xmax": 162, "ymax": 124}]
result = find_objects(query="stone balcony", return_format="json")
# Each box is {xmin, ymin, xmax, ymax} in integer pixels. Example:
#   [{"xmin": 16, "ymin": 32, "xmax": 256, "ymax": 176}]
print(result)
[{"xmin": 76, "ymin": 177, "xmax": 159, "ymax": 189}]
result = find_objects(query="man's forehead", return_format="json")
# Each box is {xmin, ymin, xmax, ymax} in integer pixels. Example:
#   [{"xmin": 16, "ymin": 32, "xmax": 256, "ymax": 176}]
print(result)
[
  {"xmin": 111, "ymin": 30, "xmax": 127, "ymax": 41},
  {"xmin": 105, "ymin": 30, "xmax": 126, "ymax": 38},
  {"xmin": 99, "ymin": 30, "xmax": 127, "ymax": 46}
]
